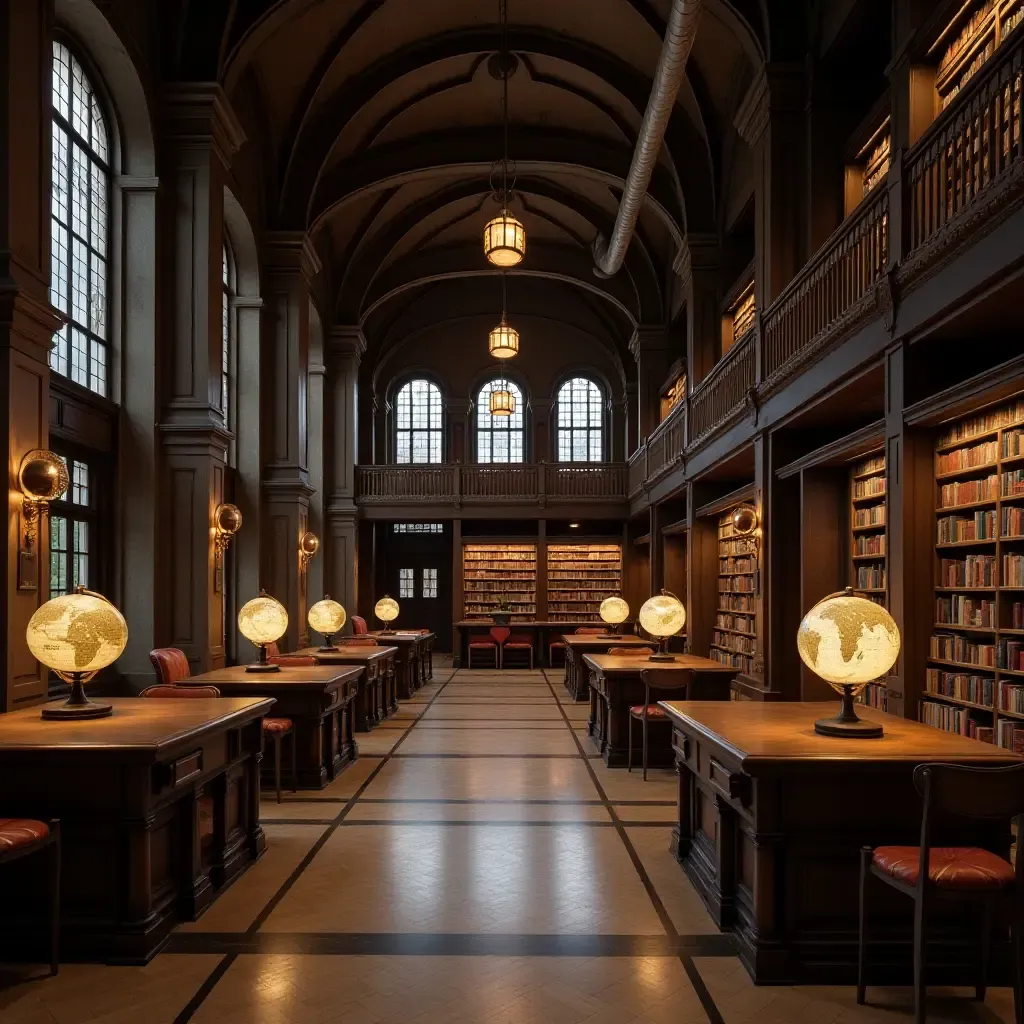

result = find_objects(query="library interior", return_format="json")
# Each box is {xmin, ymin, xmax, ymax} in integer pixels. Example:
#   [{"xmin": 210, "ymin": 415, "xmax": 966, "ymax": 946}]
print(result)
[{"xmin": 4, "ymin": 0, "xmax": 1024, "ymax": 1021}]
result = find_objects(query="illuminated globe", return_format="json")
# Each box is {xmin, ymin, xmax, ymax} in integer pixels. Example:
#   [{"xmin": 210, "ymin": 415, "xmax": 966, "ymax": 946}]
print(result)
[
  {"xmin": 600, "ymin": 596, "xmax": 630, "ymax": 626},
  {"xmin": 308, "ymin": 598, "xmax": 346, "ymax": 636},
  {"xmin": 375, "ymin": 596, "xmax": 400, "ymax": 629},
  {"xmin": 27, "ymin": 589, "xmax": 127, "ymax": 678},
  {"xmin": 238, "ymin": 594, "xmax": 288, "ymax": 645},
  {"xmin": 638, "ymin": 593, "xmax": 686, "ymax": 638},
  {"xmin": 797, "ymin": 592, "xmax": 900, "ymax": 691}
]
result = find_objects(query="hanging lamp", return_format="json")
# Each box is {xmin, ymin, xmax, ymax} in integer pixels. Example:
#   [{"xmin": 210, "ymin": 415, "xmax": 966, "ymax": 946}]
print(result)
[
  {"xmin": 483, "ymin": 0, "xmax": 525, "ymax": 267},
  {"xmin": 489, "ymin": 379, "xmax": 515, "ymax": 416},
  {"xmin": 488, "ymin": 273, "xmax": 519, "ymax": 358}
]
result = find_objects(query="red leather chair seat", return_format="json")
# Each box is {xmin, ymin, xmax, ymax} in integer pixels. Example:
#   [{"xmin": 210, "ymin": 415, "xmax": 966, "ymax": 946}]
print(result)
[
  {"xmin": 575, "ymin": 627, "xmax": 604, "ymax": 635},
  {"xmin": 0, "ymin": 818, "xmax": 49, "ymax": 852},
  {"xmin": 149, "ymin": 647, "xmax": 191, "ymax": 685},
  {"xmin": 469, "ymin": 641, "xmax": 497, "ymax": 648},
  {"xmin": 629, "ymin": 704, "xmax": 669, "ymax": 719},
  {"xmin": 141, "ymin": 684, "xmax": 221, "ymax": 699},
  {"xmin": 337, "ymin": 638, "xmax": 378, "ymax": 646},
  {"xmin": 872, "ymin": 846, "xmax": 1015, "ymax": 889},
  {"xmin": 269, "ymin": 655, "xmax": 316, "ymax": 667},
  {"xmin": 263, "ymin": 717, "xmax": 293, "ymax": 734}
]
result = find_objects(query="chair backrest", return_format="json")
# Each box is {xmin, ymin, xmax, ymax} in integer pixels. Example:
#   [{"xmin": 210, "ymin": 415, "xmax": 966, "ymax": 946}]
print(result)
[
  {"xmin": 489, "ymin": 626, "xmax": 511, "ymax": 644},
  {"xmin": 141, "ymin": 684, "xmax": 221, "ymax": 699},
  {"xmin": 149, "ymin": 647, "xmax": 191, "ymax": 686},
  {"xmin": 351, "ymin": 615, "xmax": 368, "ymax": 635},
  {"xmin": 268, "ymin": 655, "xmax": 317, "ymax": 667},
  {"xmin": 338, "ymin": 637, "xmax": 379, "ymax": 647},
  {"xmin": 609, "ymin": 646, "xmax": 655, "ymax": 656},
  {"xmin": 640, "ymin": 667, "xmax": 693, "ymax": 693},
  {"xmin": 506, "ymin": 633, "xmax": 532, "ymax": 645},
  {"xmin": 265, "ymin": 641, "xmax": 281, "ymax": 658},
  {"xmin": 575, "ymin": 627, "xmax": 605, "ymax": 635}
]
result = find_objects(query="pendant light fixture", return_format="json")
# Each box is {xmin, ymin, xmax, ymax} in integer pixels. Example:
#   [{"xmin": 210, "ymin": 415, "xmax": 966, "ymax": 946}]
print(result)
[
  {"xmin": 489, "ymin": 379, "xmax": 515, "ymax": 417},
  {"xmin": 488, "ymin": 273, "xmax": 520, "ymax": 359},
  {"xmin": 483, "ymin": 0, "xmax": 526, "ymax": 268}
]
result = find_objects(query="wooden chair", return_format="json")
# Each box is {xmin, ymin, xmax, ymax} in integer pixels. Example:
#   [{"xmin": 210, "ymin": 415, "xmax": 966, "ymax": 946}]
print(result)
[
  {"xmin": 268, "ymin": 655, "xmax": 317, "ymax": 667},
  {"xmin": 468, "ymin": 626, "xmax": 506, "ymax": 668},
  {"xmin": 858, "ymin": 761, "xmax": 1024, "ymax": 1024},
  {"xmin": 576, "ymin": 627, "xmax": 605, "ymax": 634},
  {"xmin": 351, "ymin": 615, "xmax": 369, "ymax": 635},
  {"xmin": 550, "ymin": 626, "xmax": 604, "ymax": 666},
  {"xmin": 337, "ymin": 637, "xmax": 379, "ymax": 647},
  {"xmin": 0, "ymin": 818, "xmax": 60, "ymax": 975},
  {"xmin": 265, "ymin": 641, "xmax": 281, "ymax": 659},
  {"xmin": 630, "ymin": 668, "xmax": 691, "ymax": 781},
  {"xmin": 503, "ymin": 633, "xmax": 534, "ymax": 669},
  {"xmin": 608, "ymin": 646, "xmax": 655, "ymax": 656},
  {"xmin": 140, "ymin": 683, "xmax": 222, "ymax": 699},
  {"xmin": 148, "ymin": 647, "xmax": 191, "ymax": 686}
]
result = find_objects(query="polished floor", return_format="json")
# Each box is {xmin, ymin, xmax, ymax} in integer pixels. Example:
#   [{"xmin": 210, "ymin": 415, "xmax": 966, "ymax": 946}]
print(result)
[{"xmin": 1, "ymin": 664, "xmax": 1019, "ymax": 1022}]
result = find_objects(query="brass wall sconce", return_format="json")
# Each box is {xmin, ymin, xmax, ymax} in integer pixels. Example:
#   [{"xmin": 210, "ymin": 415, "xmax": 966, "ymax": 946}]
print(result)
[
  {"xmin": 299, "ymin": 531, "xmax": 319, "ymax": 574},
  {"xmin": 731, "ymin": 503, "xmax": 761, "ymax": 594},
  {"xmin": 18, "ymin": 449, "xmax": 69, "ymax": 590},
  {"xmin": 213, "ymin": 503, "xmax": 242, "ymax": 593}
]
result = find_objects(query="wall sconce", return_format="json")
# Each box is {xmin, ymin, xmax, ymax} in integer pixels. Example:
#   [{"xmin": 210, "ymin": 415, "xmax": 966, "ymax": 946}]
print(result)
[
  {"xmin": 299, "ymin": 531, "xmax": 319, "ymax": 574},
  {"xmin": 213, "ymin": 503, "xmax": 242, "ymax": 593},
  {"xmin": 18, "ymin": 450, "xmax": 69, "ymax": 590},
  {"xmin": 731, "ymin": 503, "xmax": 760, "ymax": 594}
]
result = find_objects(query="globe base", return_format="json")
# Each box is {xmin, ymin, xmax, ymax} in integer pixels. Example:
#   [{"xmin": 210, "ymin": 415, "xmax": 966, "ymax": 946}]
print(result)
[
  {"xmin": 814, "ymin": 714, "xmax": 883, "ymax": 738},
  {"xmin": 245, "ymin": 662, "xmax": 281, "ymax": 673},
  {"xmin": 317, "ymin": 645, "xmax": 339, "ymax": 653},
  {"xmin": 647, "ymin": 652, "xmax": 677, "ymax": 662},
  {"xmin": 597, "ymin": 634, "xmax": 619, "ymax": 640},
  {"xmin": 41, "ymin": 697, "xmax": 113, "ymax": 720}
]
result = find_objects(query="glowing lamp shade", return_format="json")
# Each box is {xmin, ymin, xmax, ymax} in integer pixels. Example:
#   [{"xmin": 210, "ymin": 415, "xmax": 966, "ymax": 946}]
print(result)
[
  {"xmin": 638, "ymin": 591, "xmax": 686, "ymax": 660},
  {"xmin": 238, "ymin": 592, "xmax": 289, "ymax": 671},
  {"xmin": 300, "ymin": 532, "xmax": 319, "ymax": 558},
  {"xmin": 214, "ymin": 502, "xmax": 243, "ymax": 537},
  {"xmin": 797, "ymin": 588, "xmax": 901, "ymax": 738},
  {"xmin": 308, "ymin": 596, "xmax": 346, "ymax": 651},
  {"xmin": 19, "ymin": 449, "xmax": 69, "ymax": 502},
  {"xmin": 488, "ymin": 318, "xmax": 520, "ymax": 359},
  {"xmin": 28, "ymin": 587, "xmax": 127, "ymax": 719},
  {"xmin": 600, "ymin": 596, "xmax": 630, "ymax": 625},
  {"xmin": 375, "ymin": 596, "xmax": 400, "ymax": 632},
  {"xmin": 489, "ymin": 386, "xmax": 515, "ymax": 416},
  {"xmin": 731, "ymin": 504, "xmax": 758, "ymax": 536},
  {"xmin": 483, "ymin": 210, "xmax": 526, "ymax": 267}
]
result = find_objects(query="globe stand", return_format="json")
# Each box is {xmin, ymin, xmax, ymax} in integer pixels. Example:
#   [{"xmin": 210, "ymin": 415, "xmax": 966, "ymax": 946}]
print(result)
[
  {"xmin": 814, "ymin": 684, "xmax": 883, "ymax": 738},
  {"xmin": 597, "ymin": 623, "xmax": 620, "ymax": 640},
  {"xmin": 648, "ymin": 638, "xmax": 677, "ymax": 663},
  {"xmin": 317, "ymin": 632, "xmax": 339, "ymax": 653},
  {"xmin": 41, "ymin": 673, "xmax": 112, "ymax": 720},
  {"xmin": 377, "ymin": 624, "xmax": 396, "ymax": 635},
  {"xmin": 245, "ymin": 644, "xmax": 281, "ymax": 674}
]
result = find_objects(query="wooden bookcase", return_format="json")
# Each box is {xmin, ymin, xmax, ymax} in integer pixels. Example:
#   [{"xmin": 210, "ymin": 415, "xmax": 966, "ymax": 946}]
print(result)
[
  {"xmin": 922, "ymin": 396, "xmax": 1024, "ymax": 746},
  {"xmin": 462, "ymin": 543, "xmax": 537, "ymax": 622},
  {"xmin": 712, "ymin": 510, "xmax": 758, "ymax": 674},
  {"xmin": 546, "ymin": 543, "xmax": 622, "ymax": 622},
  {"xmin": 851, "ymin": 453, "xmax": 890, "ymax": 711}
]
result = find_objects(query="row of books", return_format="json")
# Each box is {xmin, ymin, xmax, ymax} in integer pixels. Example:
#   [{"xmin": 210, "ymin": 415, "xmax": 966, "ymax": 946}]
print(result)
[
  {"xmin": 720, "ymin": 594, "xmax": 755, "ymax": 613},
  {"xmin": 710, "ymin": 647, "xmax": 753, "ymax": 671},
  {"xmin": 466, "ymin": 571, "xmax": 534, "ymax": 580},
  {"xmin": 935, "ymin": 595, "xmax": 995, "ymax": 627},
  {"xmin": 999, "ymin": 681, "xmax": 1024, "ymax": 713},
  {"xmin": 855, "ymin": 456, "xmax": 885, "ymax": 476},
  {"xmin": 920, "ymin": 699, "xmax": 994, "ymax": 742},
  {"xmin": 1003, "ymin": 470, "xmax": 1024, "ymax": 496},
  {"xmin": 1004, "ymin": 429, "xmax": 1024, "ymax": 459},
  {"xmin": 925, "ymin": 668, "xmax": 994, "ymax": 708},
  {"xmin": 1001, "ymin": 639, "xmax": 1024, "ymax": 672},
  {"xmin": 937, "ymin": 440, "xmax": 998, "ymax": 474},
  {"xmin": 938, "ymin": 475, "xmax": 998, "ymax": 508},
  {"xmin": 1004, "ymin": 506, "xmax": 1024, "ymax": 537},
  {"xmin": 715, "ymin": 613, "xmax": 755, "ymax": 634},
  {"xmin": 1013, "ymin": 601, "xmax": 1024, "ymax": 628},
  {"xmin": 852, "ymin": 478, "xmax": 886, "ymax": 498},
  {"xmin": 929, "ymin": 633, "xmax": 996, "ymax": 666},
  {"xmin": 1004, "ymin": 553, "xmax": 1024, "ymax": 585},
  {"xmin": 998, "ymin": 719, "xmax": 1024, "ymax": 751},
  {"xmin": 936, "ymin": 400, "xmax": 1024, "ymax": 447},
  {"xmin": 719, "ymin": 577, "xmax": 756, "ymax": 594},
  {"xmin": 548, "ymin": 571, "xmax": 620, "ymax": 580},
  {"xmin": 856, "ymin": 565, "xmax": 886, "ymax": 589},
  {"xmin": 939, "ymin": 555, "xmax": 996, "ymax": 587},
  {"xmin": 465, "ymin": 584, "xmax": 536, "ymax": 593},
  {"xmin": 857, "ymin": 683, "xmax": 888, "ymax": 711},
  {"xmin": 713, "ymin": 632, "xmax": 755, "ymax": 655},
  {"xmin": 718, "ymin": 537, "xmax": 757, "ymax": 557},
  {"xmin": 854, "ymin": 534, "xmax": 886, "ymax": 556},
  {"xmin": 719, "ymin": 557, "xmax": 756, "ymax": 574},
  {"xmin": 937, "ymin": 510, "xmax": 997, "ymax": 542},
  {"xmin": 854, "ymin": 505, "xmax": 886, "ymax": 528}
]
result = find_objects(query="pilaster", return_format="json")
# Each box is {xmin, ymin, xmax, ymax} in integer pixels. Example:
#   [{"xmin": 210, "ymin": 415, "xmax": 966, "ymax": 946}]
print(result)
[
  {"xmin": 445, "ymin": 398, "xmax": 472, "ymax": 462},
  {"xmin": 630, "ymin": 327, "xmax": 674, "ymax": 443},
  {"xmin": 677, "ymin": 234, "xmax": 720, "ymax": 388}
]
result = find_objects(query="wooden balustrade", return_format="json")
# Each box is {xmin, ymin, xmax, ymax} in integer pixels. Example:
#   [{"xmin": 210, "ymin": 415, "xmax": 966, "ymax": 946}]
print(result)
[
  {"xmin": 627, "ymin": 446, "xmax": 647, "ymax": 497},
  {"xmin": 907, "ymin": 30, "xmax": 1024, "ymax": 257},
  {"xmin": 761, "ymin": 185, "xmax": 888, "ymax": 383},
  {"xmin": 688, "ymin": 333, "xmax": 755, "ymax": 444},
  {"xmin": 460, "ymin": 464, "xmax": 538, "ymax": 500},
  {"xmin": 355, "ymin": 465, "xmax": 455, "ymax": 501},
  {"xmin": 547, "ymin": 463, "xmax": 628, "ymax": 498},
  {"xmin": 646, "ymin": 399, "xmax": 687, "ymax": 481}
]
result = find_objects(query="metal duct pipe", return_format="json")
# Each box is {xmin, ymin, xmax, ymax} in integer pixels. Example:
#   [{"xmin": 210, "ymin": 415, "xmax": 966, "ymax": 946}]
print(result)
[{"xmin": 592, "ymin": 0, "xmax": 702, "ymax": 278}]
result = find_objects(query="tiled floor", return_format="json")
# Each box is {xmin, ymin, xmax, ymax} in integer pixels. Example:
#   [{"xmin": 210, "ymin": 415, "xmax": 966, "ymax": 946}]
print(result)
[{"xmin": 1, "ymin": 661, "xmax": 1018, "ymax": 1022}]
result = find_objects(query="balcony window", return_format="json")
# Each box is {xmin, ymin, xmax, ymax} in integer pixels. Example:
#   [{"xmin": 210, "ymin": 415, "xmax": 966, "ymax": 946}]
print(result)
[
  {"xmin": 395, "ymin": 379, "xmax": 443, "ymax": 463},
  {"xmin": 477, "ymin": 379, "xmax": 524, "ymax": 463},
  {"xmin": 556, "ymin": 377, "xmax": 604, "ymax": 461}
]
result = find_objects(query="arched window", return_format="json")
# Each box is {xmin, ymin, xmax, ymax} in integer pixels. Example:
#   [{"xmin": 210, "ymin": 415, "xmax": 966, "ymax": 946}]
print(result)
[
  {"xmin": 477, "ymin": 379, "xmax": 525, "ymax": 463},
  {"xmin": 50, "ymin": 41, "xmax": 111, "ymax": 397},
  {"xmin": 556, "ymin": 377, "xmax": 604, "ymax": 462},
  {"xmin": 395, "ymin": 379, "xmax": 443, "ymax": 463},
  {"xmin": 221, "ymin": 238, "xmax": 234, "ymax": 431}
]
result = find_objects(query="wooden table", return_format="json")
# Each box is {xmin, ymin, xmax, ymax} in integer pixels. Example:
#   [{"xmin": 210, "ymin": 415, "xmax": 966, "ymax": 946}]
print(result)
[
  {"xmin": 186, "ymin": 665, "xmax": 362, "ymax": 789},
  {"xmin": 366, "ymin": 632, "xmax": 434, "ymax": 697},
  {"xmin": 295, "ymin": 645, "xmax": 397, "ymax": 730},
  {"xmin": 584, "ymin": 653, "xmax": 734, "ymax": 767},
  {"xmin": 0, "ymin": 696, "xmax": 271, "ymax": 963},
  {"xmin": 561, "ymin": 634, "xmax": 654, "ymax": 700},
  {"xmin": 660, "ymin": 700, "xmax": 1024, "ymax": 985},
  {"xmin": 455, "ymin": 620, "xmax": 632, "ymax": 668}
]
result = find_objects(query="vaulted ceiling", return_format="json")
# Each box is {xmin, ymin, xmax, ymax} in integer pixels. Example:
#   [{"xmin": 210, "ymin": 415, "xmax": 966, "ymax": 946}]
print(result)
[{"xmin": 171, "ymin": 0, "xmax": 778, "ymax": 380}]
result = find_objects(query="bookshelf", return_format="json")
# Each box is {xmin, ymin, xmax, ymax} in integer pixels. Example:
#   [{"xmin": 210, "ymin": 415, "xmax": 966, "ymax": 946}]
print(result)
[
  {"xmin": 850, "ymin": 453, "xmax": 890, "ymax": 711},
  {"xmin": 463, "ymin": 543, "xmax": 537, "ymax": 622},
  {"xmin": 712, "ymin": 509, "xmax": 758, "ymax": 674},
  {"xmin": 922, "ymin": 396, "xmax": 1024, "ymax": 747},
  {"xmin": 546, "ymin": 543, "xmax": 622, "ymax": 622}
]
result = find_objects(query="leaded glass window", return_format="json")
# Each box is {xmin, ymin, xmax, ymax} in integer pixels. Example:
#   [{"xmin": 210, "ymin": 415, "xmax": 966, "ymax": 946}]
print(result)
[
  {"xmin": 49, "ymin": 456, "xmax": 91, "ymax": 596},
  {"xmin": 50, "ymin": 42, "xmax": 110, "ymax": 396},
  {"xmin": 556, "ymin": 377, "xmax": 604, "ymax": 462},
  {"xmin": 399, "ymin": 568, "xmax": 415, "ymax": 599},
  {"xmin": 395, "ymin": 380, "xmax": 443, "ymax": 463},
  {"xmin": 477, "ymin": 379, "xmax": 524, "ymax": 463}
]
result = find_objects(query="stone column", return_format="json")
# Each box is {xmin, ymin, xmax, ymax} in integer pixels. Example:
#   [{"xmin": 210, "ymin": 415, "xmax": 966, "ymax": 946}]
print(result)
[
  {"xmin": 622, "ymin": 383, "xmax": 638, "ymax": 458},
  {"xmin": 0, "ymin": 0, "xmax": 61, "ymax": 710},
  {"xmin": 676, "ymin": 234, "xmax": 720, "ymax": 388},
  {"xmin": 630, "ymin": 328, "xmax": 673, "ymax": 444},
  {"xmin": 325, "ymin": 326, "xmax": 365, "ymax": 630},
  {"xmin": 445, "ymin": 398, "xmax": 472, "ymax": 463},
  {"xmin": 306, "ymin": 311, "xmax": 326, "ymax": 607},
  {"xmin": 159, "ymin": 85, "xmax": 245, "ymax": 673},
  {"xmin": 261, "ymin": 234, "xmax": 320, "ymax": 650},
  {"xmin": 735, "ymin": 65, "xmax": 806, "ymax": 308}
]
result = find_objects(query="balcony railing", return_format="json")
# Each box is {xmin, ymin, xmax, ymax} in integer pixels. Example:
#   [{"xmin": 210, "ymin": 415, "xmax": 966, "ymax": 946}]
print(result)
[
  {"xmin": 646, "ymin": 398, "xmax": 687, "ymax": 482},
  {"xmin": 761, "ymin": 184, "xmax": 888, "ymax": 384},
  {"xmin": 906, "ymin": 27, "xmax": 1024, "ymax": 259},
  {"xmin": 688, "ymin": 332, "xmax": 755, "ymax": 445},
  {"xmin": 355, "ymin": 463, "xmax": 628, "ymax": 505}
]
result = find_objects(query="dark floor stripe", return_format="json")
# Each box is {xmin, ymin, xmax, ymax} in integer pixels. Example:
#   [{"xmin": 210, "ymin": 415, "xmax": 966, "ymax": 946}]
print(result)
[
  {"xmin": 262, "ymin": 818, "xmax": 678, "ymax": 827},
  {"xmin": 270, "ymin": 796, "xmax": 677, "ymax": 806}
]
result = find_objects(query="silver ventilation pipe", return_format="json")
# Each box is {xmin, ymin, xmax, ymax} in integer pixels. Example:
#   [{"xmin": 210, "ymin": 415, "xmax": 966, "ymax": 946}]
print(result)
[{"xmin": 592, "ymin": 0, "xmax": 702, "ymax": 278}]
